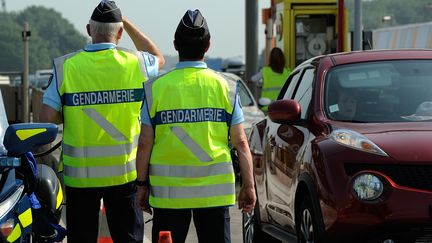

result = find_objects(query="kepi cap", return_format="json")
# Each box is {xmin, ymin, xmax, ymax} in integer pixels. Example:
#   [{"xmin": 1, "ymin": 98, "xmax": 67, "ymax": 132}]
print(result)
[
  {"xmin": 175, "ymin": 9, "xmax": 210, "ymax": 40},
  {"xmin": 91, "ymin": 0, "xmax": 122, "ymax": 23}
]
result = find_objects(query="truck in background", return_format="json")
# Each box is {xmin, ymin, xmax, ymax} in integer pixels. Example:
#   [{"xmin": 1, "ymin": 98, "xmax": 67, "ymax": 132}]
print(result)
[
  {"xmin": 262, "ymin": 0, "xmax": 349, "ymax": 70},
  {"xmin": 372, "ymin": 21, "xmax": 432, "ymax": 50}
]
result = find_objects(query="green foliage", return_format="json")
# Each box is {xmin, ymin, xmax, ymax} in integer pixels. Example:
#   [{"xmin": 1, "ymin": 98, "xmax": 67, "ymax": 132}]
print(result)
[
  {"xmin": 346, "ymin": 0, "xmax": 432, "ymax": 30},
  {"xmin": 0, "ymin": 13, "xmax": 24, "ymax": 72},
  {"xmin": 0, "ymin": 6, "xmax": 87, "ymax": 73}
]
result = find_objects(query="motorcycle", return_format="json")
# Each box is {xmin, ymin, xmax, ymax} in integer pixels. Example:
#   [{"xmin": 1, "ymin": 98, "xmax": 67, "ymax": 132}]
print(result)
[{"xmin": 0, "ymin": 99, "xmax": 65, "ymax": 242}]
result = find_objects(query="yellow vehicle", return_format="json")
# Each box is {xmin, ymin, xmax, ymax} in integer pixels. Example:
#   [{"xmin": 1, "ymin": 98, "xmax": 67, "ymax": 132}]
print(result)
[{"xmin": 263, "ymin": 0, "xmax": 349, "ymax": 70}]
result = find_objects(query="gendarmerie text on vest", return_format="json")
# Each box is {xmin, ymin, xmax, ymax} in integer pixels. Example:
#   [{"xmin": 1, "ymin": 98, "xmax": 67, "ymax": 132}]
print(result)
[
  {"xmin": 71, "ymin": 89, "xmax": 136, "ymax": 106},
  {"xmin": 157, "ymin": 108, "xmax": 226, "ymax": 124}
]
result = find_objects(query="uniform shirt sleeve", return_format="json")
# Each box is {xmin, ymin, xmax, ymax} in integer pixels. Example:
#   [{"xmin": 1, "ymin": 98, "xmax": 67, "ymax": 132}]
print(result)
[
  {"xmin": 42, "ymin": 70, "xmax": 62, "ymax": 111},
  {"xmin": 230, "ymin": 93, "xmax": 245, "ymax": 125},
  {"xmin": 141, "ymin": 52, "xmax": 159, "ymax": 78},
  {"xmin": 140, "ymin": 99, "xmax": 152, "ymax": 125}
]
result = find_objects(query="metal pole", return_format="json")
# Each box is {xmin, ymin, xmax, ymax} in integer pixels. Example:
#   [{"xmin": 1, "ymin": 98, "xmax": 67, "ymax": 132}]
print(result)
[
  {"xmin": 353, "ymin": 0, "xmax": 362, "ymax": 51},
  {"xmin": 22, "ymin": 22, "xmax": 30, "ymax": 122},
  {"xmin": 245, "ymin": 0, "xmax": 259, "ymax": 97},
  {"xmin": 265, "ymin": 18, "xmax": 273, "ymax": 66},
  {"xmin": 337, "ymin": 0, "xmax": 345, "ymax": 52}
]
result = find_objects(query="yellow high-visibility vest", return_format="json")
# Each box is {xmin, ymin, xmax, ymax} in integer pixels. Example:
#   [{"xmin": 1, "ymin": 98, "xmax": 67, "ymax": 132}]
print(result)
[
  {"xmin": 144, "ymin": 68, "xmax": 236, "ymax": 209},
  {"xmin": 261, "ymin": 66, "xmax": 290, "ymax": 111},
  {"xmin": 55, "ymin": 47, "xmax": 148, "ymax": 188}
]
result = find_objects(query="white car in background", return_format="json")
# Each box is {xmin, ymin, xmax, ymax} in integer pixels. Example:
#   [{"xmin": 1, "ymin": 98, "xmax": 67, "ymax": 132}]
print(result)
[
  {"xmin": 219, "ymin": 71, "xmax": 265, "ymax": 180},
  {"xmin": 219, "ymin": 72, "xmax": 265, "ymax": 136}
]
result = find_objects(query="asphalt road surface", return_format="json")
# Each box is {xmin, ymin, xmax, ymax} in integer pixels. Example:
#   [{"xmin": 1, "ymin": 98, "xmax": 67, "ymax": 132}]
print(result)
[
  {"xmin": 50, "ymin": 129, "xmax": 245, "ymax": 242},
  {"xmin": 142, "ymin": 182, "xmax": 244, "ymax": 242},
  {"xmin": 59, "ymin": 182, "xmax": 244, "ymax": 242}
]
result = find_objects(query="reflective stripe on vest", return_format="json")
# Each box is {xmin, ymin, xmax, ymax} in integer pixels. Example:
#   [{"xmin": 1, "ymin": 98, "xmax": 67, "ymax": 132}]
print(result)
[
  {"xmin": 145, "ymin": 68, "xmax": 236, "ymax": 209},
  {"xmin": 171, "ymin": 126, "xmax": 213, "ymax": 162},
  {"xmin": 83, "ymin": 108, "xmax": 128, "ymax": 142},
  {"xmin": 152, "ymin": 183, "xmax": 235, "ymax": 199},
  {"xmin": 64, "ymin": 159, "xmax": 136, "ymax": 178},
  {"xmin": 261, "ymin": 66, "xmax": 290, "ymax": 101},
  {"xmin": 150, "ymin": 162, "xmax": 234, "ymax": 177},
  {"xmin": 62, "ymin": 135, "xmax": 139, "ymax": 158},
  {"xmin": 56, "ymin": 48, "xmax": 147, "ymax": 188}
]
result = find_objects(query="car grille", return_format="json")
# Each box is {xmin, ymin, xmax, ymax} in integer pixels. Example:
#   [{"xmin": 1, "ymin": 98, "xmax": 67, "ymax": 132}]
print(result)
[
  {"xmin": 345, "ymin": 164, "xmax": 432, "ymax": 192},
  {"xmin": 415, "ymin": 227, "xmax": 432, "ymax": 242}
]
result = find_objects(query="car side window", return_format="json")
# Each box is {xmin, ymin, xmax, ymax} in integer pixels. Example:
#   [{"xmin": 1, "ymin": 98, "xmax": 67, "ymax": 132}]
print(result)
[
  {"xmin": 293, "ymin": 68, "xmax": 315, "ymax": 119},
  {"xmin": 237, "ymin": 82, "xmax": 254, "ymax": 106},
  {"xmin": 281, "ymin": 71, "xmax": 302, "ymax": 100}
]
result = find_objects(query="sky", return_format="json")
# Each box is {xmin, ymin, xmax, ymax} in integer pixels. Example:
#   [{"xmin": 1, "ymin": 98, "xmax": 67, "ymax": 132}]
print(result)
[{"xmin": 7, "ymin": 1, "xmax": 270, "ymax": 59}]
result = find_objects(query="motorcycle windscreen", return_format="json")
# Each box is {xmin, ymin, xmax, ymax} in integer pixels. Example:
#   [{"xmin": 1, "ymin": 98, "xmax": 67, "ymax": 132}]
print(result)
[{"xmin": 0, "ymin": 91, "xmax": 8, "ymax": 155}]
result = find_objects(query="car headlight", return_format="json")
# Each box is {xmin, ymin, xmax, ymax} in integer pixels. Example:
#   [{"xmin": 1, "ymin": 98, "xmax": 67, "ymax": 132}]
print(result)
[
  {"xmin": 330, "ymin": 129, "xmax": 388, "ymax": 156},
  {"xmin": 352, "ymin": 173, "xmax": 384, "ymax": 201}
]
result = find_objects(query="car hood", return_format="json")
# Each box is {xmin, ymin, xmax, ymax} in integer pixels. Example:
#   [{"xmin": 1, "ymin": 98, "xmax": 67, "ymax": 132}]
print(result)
[{"xmin": 338, "ymin": 123, "xmax": 432, "ymax": 162}]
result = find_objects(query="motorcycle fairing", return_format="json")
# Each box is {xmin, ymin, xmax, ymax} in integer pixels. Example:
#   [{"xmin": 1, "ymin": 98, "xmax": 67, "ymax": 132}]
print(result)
[{"xmin": 4, "ymin": 124, "xmax": 57, "ymax": 157}]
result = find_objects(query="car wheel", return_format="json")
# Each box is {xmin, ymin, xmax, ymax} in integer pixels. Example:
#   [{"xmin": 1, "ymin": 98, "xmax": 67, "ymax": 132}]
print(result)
[
  {"xmin": 242, "ymin": 207, "xmax": 259, "ymax": 243},
  {"xmin": 242, "ymin": 203, "xmax": 280, "ymax": 243},
  {"xmin": 296, "ymin": 196, "xmax": 325, "ymax": 243}
]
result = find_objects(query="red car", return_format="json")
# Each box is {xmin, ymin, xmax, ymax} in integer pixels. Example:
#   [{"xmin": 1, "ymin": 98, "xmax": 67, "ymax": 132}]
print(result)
[{"xmin": 243, "ymin": 50, "xmax": 432, "ymax": 243}]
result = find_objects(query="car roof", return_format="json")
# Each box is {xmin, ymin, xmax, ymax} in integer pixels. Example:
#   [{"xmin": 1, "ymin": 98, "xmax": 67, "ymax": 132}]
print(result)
[
  {"xmin": 324, "ymin": 49, "xmax": 432, "ymax": 66},
  {"xmin": 296, "ymin": 49, "xmax": 432, "ymax": 70},
  {"xmin": 219, "ymin": 71, "xmax": 242, "ymax": 82}
]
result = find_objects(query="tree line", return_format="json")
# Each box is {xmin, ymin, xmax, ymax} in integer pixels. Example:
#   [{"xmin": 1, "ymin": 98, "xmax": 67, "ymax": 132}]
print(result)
[{"xmin": 0, "ymin": 6, "xmax": 87, "ymax": 73}]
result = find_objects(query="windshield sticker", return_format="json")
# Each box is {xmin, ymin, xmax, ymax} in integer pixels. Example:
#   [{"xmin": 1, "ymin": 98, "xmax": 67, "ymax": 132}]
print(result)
[{"xmin": 329, "ymin": 104, "xmax": 339, "ymax": 113}]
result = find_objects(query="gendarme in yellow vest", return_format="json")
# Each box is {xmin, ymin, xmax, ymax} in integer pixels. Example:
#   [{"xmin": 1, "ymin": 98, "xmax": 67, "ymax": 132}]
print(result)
[
  {"xmin": 144, "ymin": 68, "xmax": 236, "ymax": 209},
  {"xmin": 54, "ymin": 47, "xmax": 148, "ymax": 188},
  {"xmin": 261, "ymin": 66, "xmax": 290, "ymax": 111}
]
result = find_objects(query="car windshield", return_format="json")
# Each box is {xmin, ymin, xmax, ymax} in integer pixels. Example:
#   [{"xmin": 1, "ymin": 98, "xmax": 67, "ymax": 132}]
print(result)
[
  {"xmin": 324, "ymin": 60, "xmax": 432, "ymax": 122},
  {"xmin": 0, "ymin": 91, "xmax": 9, "ymax": 155}
]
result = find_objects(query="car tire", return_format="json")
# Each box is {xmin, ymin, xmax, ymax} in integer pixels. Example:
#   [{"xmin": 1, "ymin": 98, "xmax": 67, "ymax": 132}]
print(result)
[
  {"xmin": 296, "ymin": 195, "xmax": 326, "ymax": 243},
  {"xmin": 242, "ymin": 201, "xmax": 280, "ymax": 243}
]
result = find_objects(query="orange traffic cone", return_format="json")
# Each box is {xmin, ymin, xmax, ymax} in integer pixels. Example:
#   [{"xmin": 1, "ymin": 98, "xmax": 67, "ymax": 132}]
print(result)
[
  {"xmin": 158, "ymin": 231, "xmax": 173, "ymax": 243},
  {"xmin": 98, "ymin": 200, "xmax": 113, "ymax": 243}
]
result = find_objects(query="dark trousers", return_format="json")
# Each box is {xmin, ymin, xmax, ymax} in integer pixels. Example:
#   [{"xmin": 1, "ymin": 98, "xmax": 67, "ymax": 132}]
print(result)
[
  {"xmin": 66, "ymin": 182, "xmax": 144, "ymax": 243},
  {"xmin": 152, "ymin": 207, "xmax": 231, "ymax": 243}
]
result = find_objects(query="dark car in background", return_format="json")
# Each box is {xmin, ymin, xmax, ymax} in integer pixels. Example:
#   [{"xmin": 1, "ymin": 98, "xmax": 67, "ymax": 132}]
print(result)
[
  {"xmin": 221, "ymin": 57, "xmax": 246, "ymax": 80},
  {"xmin": 243, "ymin": 50, "xmax": 432, "ymax": 243}
]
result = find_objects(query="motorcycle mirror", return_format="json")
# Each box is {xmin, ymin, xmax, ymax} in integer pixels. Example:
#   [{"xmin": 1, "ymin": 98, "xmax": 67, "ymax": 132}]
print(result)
[{"xmin": 4, "ymin": 123, "xmax": 58, "ymax": 156}]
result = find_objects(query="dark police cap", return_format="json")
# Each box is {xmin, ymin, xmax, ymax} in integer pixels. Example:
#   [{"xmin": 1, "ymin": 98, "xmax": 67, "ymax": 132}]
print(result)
[
  {"xmin": 91, "ymin": 0, "xmax": 122, "ymax": 23},
  {"xmin": 175, "ymin": 9, "xmax": 210, "ymax": 40}
]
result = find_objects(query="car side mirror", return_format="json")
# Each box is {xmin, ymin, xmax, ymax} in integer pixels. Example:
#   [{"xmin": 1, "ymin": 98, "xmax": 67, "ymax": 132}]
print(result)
[
  {"xmin": 268, "ymin": 100, "xmax": 301, "ymax": 123},
  {"xmin": 258, "ymin": 97, "xmax": 272, "ymax": 107},
  {"xmin": 4, "ymin": 123, "xmax": 58, "ymax": 156}
]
